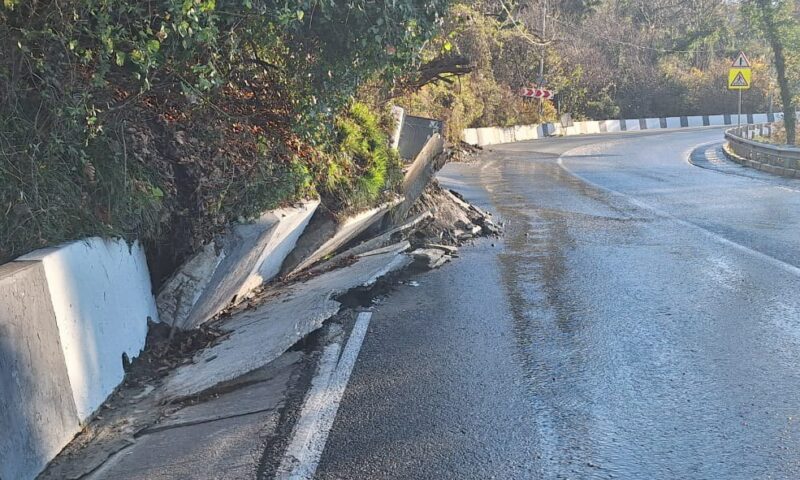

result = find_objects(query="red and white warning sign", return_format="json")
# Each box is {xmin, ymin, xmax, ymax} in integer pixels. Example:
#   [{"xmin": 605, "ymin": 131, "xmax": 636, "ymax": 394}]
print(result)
[{"xmin": 520, "ymin": 87, "xmax": 554, "ymax": 99}]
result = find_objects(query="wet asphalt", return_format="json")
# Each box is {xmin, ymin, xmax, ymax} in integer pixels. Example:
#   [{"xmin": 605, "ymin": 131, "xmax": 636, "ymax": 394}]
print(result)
[{"xmin": 312, "ymin": 128, "xmax": 800, "ymax": 479}]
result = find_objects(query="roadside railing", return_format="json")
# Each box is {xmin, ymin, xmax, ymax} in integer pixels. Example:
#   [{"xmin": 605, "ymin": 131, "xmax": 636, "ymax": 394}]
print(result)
[{"xmin": 724, "ymin": 124, "xmax": 800, "ymax": 178}]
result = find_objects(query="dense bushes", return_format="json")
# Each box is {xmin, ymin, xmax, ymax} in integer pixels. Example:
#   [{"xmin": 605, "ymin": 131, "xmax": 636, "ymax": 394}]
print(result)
[{"xmin": 0, "ymin": 0, "xmax": 449, "ymax": 266}]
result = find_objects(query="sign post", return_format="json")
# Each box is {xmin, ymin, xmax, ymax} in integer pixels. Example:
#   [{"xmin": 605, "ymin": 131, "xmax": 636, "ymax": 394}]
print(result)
[{"xmin": 728, "ymin": 52, "xmax": 752, "ymax": 126}]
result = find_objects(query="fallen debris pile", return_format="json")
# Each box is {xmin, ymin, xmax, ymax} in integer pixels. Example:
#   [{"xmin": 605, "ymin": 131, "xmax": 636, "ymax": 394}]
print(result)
[
  {"xmin": 39, "ymin": 181, "xmax": 501, "ymax": 479},
  {"xmin": 409, "ymin": 180, "xmax": 502, "ymax": 247}
]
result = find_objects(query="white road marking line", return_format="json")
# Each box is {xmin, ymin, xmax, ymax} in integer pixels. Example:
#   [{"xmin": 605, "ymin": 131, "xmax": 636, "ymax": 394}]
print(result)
[
  {"xmin": 276, "ymin": 312, "xmax": 373, "ymax": 480},
  {"xmin": 557, "ymin": 147, "xmax": 800, "ymax": 279}
]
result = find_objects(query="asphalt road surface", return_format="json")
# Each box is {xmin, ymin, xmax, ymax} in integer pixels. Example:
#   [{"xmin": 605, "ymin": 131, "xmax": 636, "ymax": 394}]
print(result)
[{"xmin": 311, "ymin": 128, "xmax": 800, "ymax": 479}]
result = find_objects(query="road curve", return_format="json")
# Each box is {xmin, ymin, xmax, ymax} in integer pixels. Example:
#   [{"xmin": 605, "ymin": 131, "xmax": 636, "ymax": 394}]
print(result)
[{"xmin": 312, "ymin": 128, "xmax": 800, "ymax": 479}]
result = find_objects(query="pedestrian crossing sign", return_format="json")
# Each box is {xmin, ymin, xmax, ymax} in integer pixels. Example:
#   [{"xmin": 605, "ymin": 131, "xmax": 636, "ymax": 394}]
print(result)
[{"xmin": 728, "ymin": 68, "xmax": 751, "ymax": 90}]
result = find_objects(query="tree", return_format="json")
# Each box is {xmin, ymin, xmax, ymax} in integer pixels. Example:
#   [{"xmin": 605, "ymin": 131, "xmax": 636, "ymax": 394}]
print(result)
[{"xmin": 744, "ymin": 0, "xmax": 797, "ymax": 144}]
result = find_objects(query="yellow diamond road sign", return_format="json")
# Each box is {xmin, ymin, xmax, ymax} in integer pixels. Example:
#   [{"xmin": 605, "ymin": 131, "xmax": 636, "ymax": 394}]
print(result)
[{"xmin": 728, "ymin": 67, "xmax": 751, "ymax": 90}]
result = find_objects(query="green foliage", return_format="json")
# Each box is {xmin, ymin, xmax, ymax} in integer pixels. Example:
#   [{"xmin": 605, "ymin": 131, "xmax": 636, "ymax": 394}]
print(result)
[
  {"xmin": 398, "ymin": 3, "xmax": 555, "ymax": 142},
  {"xmin": 320, "ymin": 103, "xmax": 402, "ymax": 212},
  {"xmin": 741, "ymin": 0, "xmax": 800, "ymax": 143},
  {"xmin": 0, "ymin": 0, "xmax": 449, "ymax": 263}
]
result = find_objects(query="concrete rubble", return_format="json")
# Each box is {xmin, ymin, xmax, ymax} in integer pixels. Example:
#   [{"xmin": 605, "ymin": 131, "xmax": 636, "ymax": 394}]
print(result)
[
  {"xmin": 39, "ymin": 170, "xmax": 501, "ymax": 479},
  {"xmin": 162, "ymin": 241, "xmax": 413, "ymax": 399},
  {"xmin": 411, "ymin": 248, "xmax": 451, "ymax": 269}
]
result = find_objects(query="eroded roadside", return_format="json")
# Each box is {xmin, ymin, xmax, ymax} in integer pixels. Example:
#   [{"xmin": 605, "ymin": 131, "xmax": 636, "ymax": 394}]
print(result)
[{"xmin": 40, "ymin": 179, "xmax": 501, "ymax": 480}]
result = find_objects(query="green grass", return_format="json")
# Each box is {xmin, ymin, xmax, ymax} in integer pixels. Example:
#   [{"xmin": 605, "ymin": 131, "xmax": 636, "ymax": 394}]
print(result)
[
  {"xmin": 320, "ymin": 102, "xmax": 403, "ymax": 212},
  {"xmin": 0, "ymin": 118, "xmax": 166, "ymax": 263}
]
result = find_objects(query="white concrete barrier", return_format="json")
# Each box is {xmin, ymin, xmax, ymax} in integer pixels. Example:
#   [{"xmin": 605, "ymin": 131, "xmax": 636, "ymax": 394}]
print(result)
[
  {"xmin": 602, "ymin": 120, "xmax": 622, "ymax": 132},
  {"xmin": 624, "ymin": 119, "xmax": 641, "ymax": 131},
  {"xmin": 514, "ymin": 124, "xmax": 538, "ymax": 141},
  {"xmin": 463, "ymin": 128, "xmax": 479, "ymax": 145},
  {"xmin": 501, "ymin": 127, "xmax": 515, "ymax": 143},
  {"xmin": 1, "ymin": 262, "xmax": 81, "ymax": 480},
  {"xmin": 753, "ymin": 113, "xmax": 769, "ymax": 123},
  {"xmin": 461, "ymin": 112, "xmax": 777, "ymax": 146},
  {"xmin": 687, "ymin": 116, "xmax": 704, "ymax": 127},
  {"xmin": 17, "ymin": 238, "xmax": 158, "ymax": 421},
  {"xmin": 476, "ymin": 127, "xmax": 498, "ymax": 146}
]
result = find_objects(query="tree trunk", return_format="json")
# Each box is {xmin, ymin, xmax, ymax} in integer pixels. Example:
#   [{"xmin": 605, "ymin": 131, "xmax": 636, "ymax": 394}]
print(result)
[
  {"xmin": 757, "ymin": 0, "xmax": 796, "ymax": 144},
  {"xmin": 772, "ymin": 40, "xmax": 796, "ymax": 144}
]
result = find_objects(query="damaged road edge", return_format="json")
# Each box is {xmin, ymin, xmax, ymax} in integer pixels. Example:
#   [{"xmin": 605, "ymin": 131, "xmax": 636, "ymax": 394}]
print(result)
[{"xmin": 39, "ymin": 180, "xmax": 502, "ymax": 480}]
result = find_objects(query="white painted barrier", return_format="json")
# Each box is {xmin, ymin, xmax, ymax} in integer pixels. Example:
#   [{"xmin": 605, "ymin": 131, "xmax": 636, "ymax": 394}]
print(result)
[
  {"xmin": 602, "ymin": 120, "xmax": 622, "ymax": 132},
  {"xmin": 709, "ymin": 115, "xmax": 726, "ymax": 126},
  {"xmin": 460, "ymin": 112, "xmax": 785, "ymax": 147},
  {"xmin": 17, "ymin": 238, "xmax": 158, "ymax": 421},
  {"xmin": 1, "ymin": 262, "xmax": 81, "ymax": 480},
  {"xmin": 624, "ymin": 119, "xmax": 641, "ymax": 131},
  {"xmin": 462, "ymin": 128, "xmax": 479, "ymax": 145},
  {"xmin": 687, "ymin": 116, "xmax": 704, "ymax": 127}
]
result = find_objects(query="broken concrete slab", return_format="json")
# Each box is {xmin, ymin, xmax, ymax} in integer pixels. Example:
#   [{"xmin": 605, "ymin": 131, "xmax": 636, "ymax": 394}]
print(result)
[
  {"xmin": 442, "ymin": 187, "xmax": 474, "ymax": 211},
  {"xmin": 86, "ymin": 350, "xmax": 302, "ymax": 480},
  {"xmin": 158, "ymin": 201, "xmax": 319, "ymax": 330},
  {"xmin": 156, "ymin": 243, "xmax": 223, "ymax": 328},
  {"xmin": 357, "ymin": 241, "xmax": 410, "ymax": 258},
  {"xmin": 163, "ymin": 242, "xmax": 412, "ymax": 399},
  {"xmin": 411, "ymin": 248, "xmax": 451, "ymax": 269},
  {"xmin": 388, "ymin": 134, "xmax": 446, "ymax": 226},
  {"xmin": 309, "ymin": 211, "xmax": 431, "ymax": 273},
  {"xmin": 281, "ymin": 198, "xmax": 403, "ymax": 277},
  {"xmin": 148, "ymin": 351, "xmax": 302, "ymax": 434},
  {"xmin": 90, "ymin": 412, "xmax": 278, "ymax": 480},
  {"xmin": 426, "ymin": 244, "xmax": 459, "ymax": 255},
  {"xmin": 0, "ymin": 262, "xmax": 80, "ymax": 480}
]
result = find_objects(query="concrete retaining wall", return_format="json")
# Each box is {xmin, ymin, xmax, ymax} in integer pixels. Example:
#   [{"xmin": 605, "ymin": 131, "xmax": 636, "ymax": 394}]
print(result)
[
  {"xmin": 462, "ymin": 111, "xmax": 791, "ymax": 147},
  {"xmin": 724, "ymin": 123, "xmax": 800, "ymax": 178}
]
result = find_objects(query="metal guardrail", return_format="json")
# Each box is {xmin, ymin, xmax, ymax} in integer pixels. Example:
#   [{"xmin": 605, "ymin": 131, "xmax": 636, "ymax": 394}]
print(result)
[{"xmin": 724, "ymin": 124, "xmax": 800, "ymax": 177}]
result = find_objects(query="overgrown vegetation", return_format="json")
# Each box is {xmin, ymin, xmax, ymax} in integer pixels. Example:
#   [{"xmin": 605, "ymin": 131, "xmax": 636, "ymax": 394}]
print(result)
[
  {"xmin": 0, "ymin": 0, "xmax": 448, "ymax": 270},
  {"xmin": 742, "ymin": 0, "xmax": 799, "ymax": 144},
  {"xmin": 399, "ymin": 3, "xmax": 558, "ymax": 142},
  {"xmin": 399, "ymin": 0, "xmax": 799, "ymax": 143}
]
